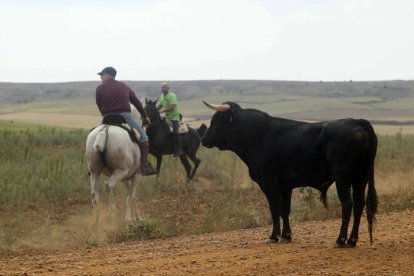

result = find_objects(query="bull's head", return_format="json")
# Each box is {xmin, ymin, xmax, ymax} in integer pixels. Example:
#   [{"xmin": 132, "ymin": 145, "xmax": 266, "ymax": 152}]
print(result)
[{"xmin": 202, "ymin": 100, "xmax": 240, "ymax": 150}]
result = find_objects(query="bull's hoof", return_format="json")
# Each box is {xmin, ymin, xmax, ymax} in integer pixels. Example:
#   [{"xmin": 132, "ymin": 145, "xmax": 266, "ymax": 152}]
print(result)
[
  {"xmin": 335, "ymin": 237, "xmax": 347, "ymax": 248},
  {"xmin": 347, "ymin": 238, "xmax": 357, "ymax": 248},
  {"xmin": 278, "ymin": 237, "xmax": 291, "ymax": 243},
  {"xmin": 280, "ymin": 233, "xmax": 292, "ymax": 243},
  {"xmin": 266, "ymin": 237, "xmax": 278, "ymax": 244},
  {"xmin": 267, "ymin": 234, "xmax": 293, "ymax": 244},
  {"xmin": 267, "ymin": 234, "xmax": 280, "ymax": 243}
]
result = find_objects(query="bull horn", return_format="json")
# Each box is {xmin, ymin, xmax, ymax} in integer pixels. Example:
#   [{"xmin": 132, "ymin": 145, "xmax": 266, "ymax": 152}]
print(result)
[{"xmin": 202, "ymin": 100, "xmax": 230, "ymax": 112}]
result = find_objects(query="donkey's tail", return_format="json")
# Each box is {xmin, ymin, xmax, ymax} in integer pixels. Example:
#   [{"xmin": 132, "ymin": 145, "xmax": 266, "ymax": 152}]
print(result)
[{"xmin": 93, "ymin": 126, "xmax": 108, "ymax": 152}]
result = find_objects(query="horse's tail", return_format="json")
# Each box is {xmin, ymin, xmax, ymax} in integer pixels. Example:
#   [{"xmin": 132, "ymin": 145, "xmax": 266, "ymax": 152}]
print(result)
[
  {"xmin": 94, "ymin": 127, "xmax": 108, "ymax": 152},
  {"xmin": 197, "ymin": 123, "xmax": 208, "ymax": 138}
]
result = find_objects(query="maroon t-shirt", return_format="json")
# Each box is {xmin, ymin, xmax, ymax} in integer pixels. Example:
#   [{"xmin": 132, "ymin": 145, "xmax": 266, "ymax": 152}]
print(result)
[{"xmin": 95, "ymin": 79, "xmax": 147, "ymax": 117}]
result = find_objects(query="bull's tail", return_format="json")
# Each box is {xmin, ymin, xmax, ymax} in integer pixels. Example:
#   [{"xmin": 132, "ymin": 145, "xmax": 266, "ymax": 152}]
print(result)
[
  {"xmin": 93, "ymin": 127, "xmax": 108, "ymax": 153},
  {"xmin": 363, "ymin": 120, "xmax": 378, "ymax": 245}
]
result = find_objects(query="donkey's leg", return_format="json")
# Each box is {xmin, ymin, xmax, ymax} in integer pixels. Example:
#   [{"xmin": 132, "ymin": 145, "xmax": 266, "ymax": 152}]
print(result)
[{"xmin": 107, "ymin": 169, "xmax": 129, "ymax": 213}]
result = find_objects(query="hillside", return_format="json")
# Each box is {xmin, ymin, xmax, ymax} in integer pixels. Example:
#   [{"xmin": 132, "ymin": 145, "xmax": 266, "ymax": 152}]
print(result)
[
  {"xmin": 2, "ymin": 80, "xmax": 414, "ymax": 128},
  {"xmin": 2, "ymin": 80, "xmax": 414, "ymax": 105}
]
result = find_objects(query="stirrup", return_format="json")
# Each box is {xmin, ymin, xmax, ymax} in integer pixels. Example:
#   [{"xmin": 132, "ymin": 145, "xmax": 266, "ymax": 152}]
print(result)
[
  {"xmin": 173, "ymin": 148, "xmax": 184, "ymax": 157},
  {"xmin": 142, "ymin": 166, "xmax": 158, "ymax": 176}
]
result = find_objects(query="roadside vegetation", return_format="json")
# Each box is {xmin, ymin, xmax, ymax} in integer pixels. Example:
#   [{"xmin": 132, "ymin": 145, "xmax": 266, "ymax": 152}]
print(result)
[{"xmin": 0, "ymin": 120, "xmax": 413, "ymax": 252}]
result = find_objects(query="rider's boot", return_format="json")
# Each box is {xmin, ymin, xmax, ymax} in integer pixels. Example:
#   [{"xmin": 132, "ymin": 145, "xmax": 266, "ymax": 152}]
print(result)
[
  {"xmin": 173, "ymin": 133, "xmax": 183, "ymax": 157},
  {"xmin": 139, "ymin": 141, "xmax": 158, "ymax": 176}
]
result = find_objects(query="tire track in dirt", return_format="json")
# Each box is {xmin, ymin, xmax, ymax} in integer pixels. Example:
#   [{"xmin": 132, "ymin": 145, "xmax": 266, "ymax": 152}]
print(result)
[{"xmin": 1, "ymin": 210, "xmax": 413, "ymax": 275}]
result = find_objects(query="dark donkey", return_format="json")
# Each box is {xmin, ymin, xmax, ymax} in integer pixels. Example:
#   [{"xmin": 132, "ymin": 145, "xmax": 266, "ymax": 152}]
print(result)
[{"xmin": 144, "ymin": 99, "xmax": 206, "ymax": 181}]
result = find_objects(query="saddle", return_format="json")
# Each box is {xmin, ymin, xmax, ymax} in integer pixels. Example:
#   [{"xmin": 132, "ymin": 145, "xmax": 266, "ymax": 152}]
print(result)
[
  {"xmin": 102, "ymin": 114, "xmax": 141, "ymax": 143},
  {"xmin": 165, "ymin": 119, "xmax": 189, "ymax": 134}
]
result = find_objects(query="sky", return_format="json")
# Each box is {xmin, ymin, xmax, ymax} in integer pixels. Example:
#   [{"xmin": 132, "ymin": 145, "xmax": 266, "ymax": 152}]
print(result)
[{"xmin": 0, "ymin": 0, "xmax": 413, "ymax": 82}]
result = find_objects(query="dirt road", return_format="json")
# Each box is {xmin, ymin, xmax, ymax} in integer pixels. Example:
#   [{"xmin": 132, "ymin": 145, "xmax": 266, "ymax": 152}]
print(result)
[
  {"xmin": 2, "ymin": 111, "xmax": 414, "ymax": 135},
  {"xmin": 1, "ymin": 210, "xmax": 413, "ymax": 275}
]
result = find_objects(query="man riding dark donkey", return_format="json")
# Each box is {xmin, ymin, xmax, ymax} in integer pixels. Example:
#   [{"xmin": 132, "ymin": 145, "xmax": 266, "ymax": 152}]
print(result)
[
  {"xmin": 157, "ymin": 82, "xmax": 183, "ymax": 157},
  {"xmin": 95, "ymin": 66, "xmax": 157, "ymax": 176}
]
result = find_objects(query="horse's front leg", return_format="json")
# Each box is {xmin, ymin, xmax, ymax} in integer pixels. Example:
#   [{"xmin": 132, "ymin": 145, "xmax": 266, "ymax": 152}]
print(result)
[
  {"xmin": 156, "ymin": 155, "xmax": 163, "ymax": 185},
  {"xmin": 123, "ymin": 173, "xmax": 143, "ymax": 223},
  {"xmin": 90, "ymin": 172, "xmax": 101, "ymax": 207},
  {"xmin": 107, "ymin": 170, "xmax": 129, "ymax": 214},
  {"xmin": 123, "ymin": 180, "xmax": 133, "ymax": 223},
  {"xmin": 179, "ymin": 154, "xmax": 192, "ymax": 181}
]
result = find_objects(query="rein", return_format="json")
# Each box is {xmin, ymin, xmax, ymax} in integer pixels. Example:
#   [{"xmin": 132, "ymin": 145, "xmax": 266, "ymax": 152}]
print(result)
[{"xmin": 147, "ymin": 113, "xmax": 169, "ymax": 133}]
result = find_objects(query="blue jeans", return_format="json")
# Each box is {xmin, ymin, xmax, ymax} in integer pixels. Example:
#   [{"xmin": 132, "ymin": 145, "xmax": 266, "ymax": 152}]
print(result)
[{"xmin": 120, "ymin": 112, "xmax": 148, "ymax": 142}]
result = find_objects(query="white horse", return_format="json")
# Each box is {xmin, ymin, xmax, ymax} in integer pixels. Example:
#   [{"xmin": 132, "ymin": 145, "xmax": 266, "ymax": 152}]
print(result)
[{"xmin": 86, "ymin": 108, "xmax": 142, "ymax": 222}]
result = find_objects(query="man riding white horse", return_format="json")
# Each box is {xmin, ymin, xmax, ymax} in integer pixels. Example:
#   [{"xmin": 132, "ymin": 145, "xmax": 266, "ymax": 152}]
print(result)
[{"xmin": 95, "ymin": 66, "xmax": 157, "ymax": 176}]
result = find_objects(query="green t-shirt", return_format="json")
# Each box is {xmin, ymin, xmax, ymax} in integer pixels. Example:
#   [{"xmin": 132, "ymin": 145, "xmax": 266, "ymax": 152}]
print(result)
[{"xmin": 159, "ymin": 91, "xmax": 180, "ymax": 121}]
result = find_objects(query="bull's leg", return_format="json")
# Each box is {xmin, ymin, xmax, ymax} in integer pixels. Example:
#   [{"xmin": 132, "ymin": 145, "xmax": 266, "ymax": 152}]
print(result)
[
  {"xmin": 280, "ymin": 190, "xmax": 293, "ymax": 242},
  {"xmin": 335, "ymin": 181, "xmax": 353, "ymax": 247},
  {"xmin": 179, "ymin": 154, "xmax": 192, "ymax": 181},
  {"xmin": 90, "ymin": 173, "xmax": 101, "ymax": 207},
  {"xmin": 264, "ymin": 191, "xmax": 281, "ymax": 243},
  {"xmin": 348, "ymin": 182, "xmax": 367, "ymax": 247}
]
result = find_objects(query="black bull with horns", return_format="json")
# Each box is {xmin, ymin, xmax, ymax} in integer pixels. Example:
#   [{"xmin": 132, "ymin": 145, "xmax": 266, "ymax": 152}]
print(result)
[{"xmin": 201, "ymin": 101, "xmax": 378, "ymax": 247}]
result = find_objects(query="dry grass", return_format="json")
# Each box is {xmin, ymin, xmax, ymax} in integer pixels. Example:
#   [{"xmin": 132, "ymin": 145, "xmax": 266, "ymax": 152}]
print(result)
[{"xmin": 0, "ymin": 120, "xmax": 413, "ymax": 252}]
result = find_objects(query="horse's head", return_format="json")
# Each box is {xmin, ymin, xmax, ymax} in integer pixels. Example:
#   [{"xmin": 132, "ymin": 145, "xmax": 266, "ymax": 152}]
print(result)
[{"xmin": 144, "ymin": 98, "xmax": 161, "ymax": 124}]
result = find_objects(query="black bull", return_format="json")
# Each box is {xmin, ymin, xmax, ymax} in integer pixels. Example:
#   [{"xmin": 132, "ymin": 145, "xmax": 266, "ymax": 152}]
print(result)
[{"xmin": 201, "ymin": 101, "xmax": 378, "ymax": 247}]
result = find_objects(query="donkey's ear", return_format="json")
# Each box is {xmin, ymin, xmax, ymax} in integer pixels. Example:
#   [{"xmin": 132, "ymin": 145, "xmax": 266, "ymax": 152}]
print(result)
[
  {"xmin": 154, "ymin": 99, "xmax": 158, "ymax": 105},
  {"xmin": 141, "ymin": 97, "xmax": 146, "ymax": 107}
]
